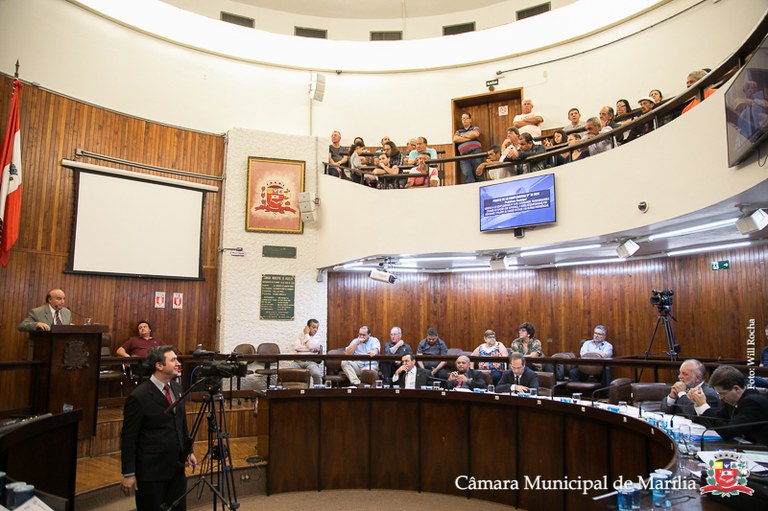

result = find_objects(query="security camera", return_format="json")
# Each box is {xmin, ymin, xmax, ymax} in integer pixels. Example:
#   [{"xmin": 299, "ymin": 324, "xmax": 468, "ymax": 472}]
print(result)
[
  {"xmin": 369, "ymin": 269, "xmax": 397, "ymax": 284},
  {"xmin": 638, "ymin": 201, "xmax": 649, "ymax": 213}
]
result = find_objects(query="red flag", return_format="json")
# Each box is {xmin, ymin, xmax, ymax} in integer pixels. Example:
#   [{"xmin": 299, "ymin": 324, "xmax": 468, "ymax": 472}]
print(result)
[{"xmin": 0, "ymin": 78, "xmax": 23, "ymax": 267}]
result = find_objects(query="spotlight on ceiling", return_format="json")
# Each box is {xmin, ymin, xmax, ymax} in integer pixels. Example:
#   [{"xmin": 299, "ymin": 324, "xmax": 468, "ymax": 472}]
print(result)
[
  {"xmin": 736, "ymin": 209, "xmax": 768, "ymax": 235},
  {"xmin": 369, "ymin": 268, "xmax": 397, "ymax": 284},
  {"xmin": 616, "ymin": 239, "xmax": 640, "ymax": 259}
]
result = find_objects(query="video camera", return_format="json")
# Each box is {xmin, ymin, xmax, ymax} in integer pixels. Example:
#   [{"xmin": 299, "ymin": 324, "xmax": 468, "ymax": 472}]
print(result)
[
  {"xmin": 196, "ymin": 355, "xmax": 249, "ymax": 379},
  {"xmin": 649, "ymin": 289, "xmax": 674, "ymax": 312}
]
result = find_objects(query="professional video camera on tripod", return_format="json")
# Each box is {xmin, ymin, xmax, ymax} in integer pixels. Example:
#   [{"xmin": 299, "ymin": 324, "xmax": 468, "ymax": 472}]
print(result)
[
  {"xmin": 644, "ymin": 289, "xmax": 681, "ymax": 360},
  {"xmin": 165, "ymin": 353, "xmax": 247, "ymax": 511}
]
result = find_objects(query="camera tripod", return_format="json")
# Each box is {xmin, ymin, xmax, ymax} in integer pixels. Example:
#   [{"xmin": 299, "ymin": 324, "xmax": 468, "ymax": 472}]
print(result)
[
  {"xmin": 644, "ymin": 309, "xmax": 681, "ymax": 361},
  {"xmin": 166, "ymin": 379, "xmax": 239, "ymax": 511}
]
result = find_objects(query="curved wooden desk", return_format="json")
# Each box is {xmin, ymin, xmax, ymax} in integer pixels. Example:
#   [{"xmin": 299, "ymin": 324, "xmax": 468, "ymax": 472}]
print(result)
[{"xmin": 257, "ymin": 389, "xmax": 676, "ymax": 510}]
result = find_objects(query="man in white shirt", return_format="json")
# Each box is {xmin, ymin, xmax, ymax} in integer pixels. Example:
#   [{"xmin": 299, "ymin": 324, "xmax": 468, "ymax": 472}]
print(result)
[
  {"xmin": 292, "ymin": 318, "xmax": 323, "ymax": 385},
  {"xmin": 341, "ymin": 326, "xmax": 380, "ymax": 387},
  {"xmin": 513, "ymin": 99, "xmax": 544, "ymax": 138}
]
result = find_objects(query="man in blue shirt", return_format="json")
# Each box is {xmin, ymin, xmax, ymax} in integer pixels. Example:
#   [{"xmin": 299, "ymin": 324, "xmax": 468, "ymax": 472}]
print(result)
[
  {"xmin": 569, "ymin": 325, "xmax": 613, "ymax": 385},
  {"xmin": 341, "ymin": 326, "xmax": 380, "ymax": 387}
]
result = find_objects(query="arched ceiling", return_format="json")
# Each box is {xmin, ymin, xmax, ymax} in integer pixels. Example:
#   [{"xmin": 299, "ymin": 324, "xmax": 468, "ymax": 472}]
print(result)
[{"xmin": 228, "ymin": 0, "xmax": 514, "ymax": 19}]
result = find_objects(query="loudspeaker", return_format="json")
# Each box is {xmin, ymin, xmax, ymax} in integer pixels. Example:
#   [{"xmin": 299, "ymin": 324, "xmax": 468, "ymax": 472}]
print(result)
[
  {"xmin": 736, "ymin": 209, "xmax": 768, "ymax": 234},
  {"xmin": 489, "ymin": 259, "xmax": 506, "ymax": 271},
  {"xmin": 309, "ymin": 74, "xmax": 326, "ymax": 102}
]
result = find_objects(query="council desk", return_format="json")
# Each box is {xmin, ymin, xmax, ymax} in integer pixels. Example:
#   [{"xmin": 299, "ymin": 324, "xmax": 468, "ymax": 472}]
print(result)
[{"xmin": 257, "ymin": 388, "xmax": 678, "ymax": 510}]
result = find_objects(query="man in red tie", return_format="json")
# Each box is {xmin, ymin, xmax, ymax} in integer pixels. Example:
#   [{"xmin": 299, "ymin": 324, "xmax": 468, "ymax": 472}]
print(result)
[
  {"xmin": 120, "ymin": 345, "xmax": 197, "ymax": 510},
  {"xmin": 17, "ymin": 288, "xmax": 72, "ymax": 331},
  {"xmin": 445, "ymin": 355, "xmax": 487, "ymax": 391}
]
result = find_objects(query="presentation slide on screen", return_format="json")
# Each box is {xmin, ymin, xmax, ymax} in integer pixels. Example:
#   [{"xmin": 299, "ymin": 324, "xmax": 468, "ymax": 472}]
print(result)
[{"xmin": 479, "ymin": 174, "xmax": 556, "ymax": 232}]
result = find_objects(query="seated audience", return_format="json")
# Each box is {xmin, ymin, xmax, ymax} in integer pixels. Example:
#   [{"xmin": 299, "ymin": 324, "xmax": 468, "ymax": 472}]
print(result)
[
  {"xmin": 555, "ymin": 133, "xmax": 589, "ymax": 166},
  {"xmin": 509, "ymin": 322, "xmax": 544, "ymax": 370},
  {"xmin": 402, "ymin": 138, "xmax": 418, "ymax": 164},
  {"xmin": 406, "ymin": 136, "xmax": 438, "ymax": 164},
  {"xmin": 682, "ymin": 69, "xmax": 717, "ymax": 115},
  {"xmin": 690, "ymin": 365, "xmax": 768, "ymax": 445},
  {"xmin": 416, "ymin": 327, "xmax": 449, "ymax": 381},
  {"xmin": 568, "ymin": 324, "xmax": 613, "ymax": 386},
  {"xmin": 445, "ymin": 355, "xmax": 487, "ymax": 390},
  {"xmin": 347, "ymin": 140, "xmax": 365, "ymax": 183},
  {"xmin": 563, "ymin": 107, "xmax": 585, "ymax": 136},
  {"xmin": 374, "ymin": 136, "xmax": 391, "ymax": 155},
  {"xmin": 624, "ymin": 96, "xmax": 656, "ymax": 143},
  {"xmin": 117, "ymin": 320, "xmax": 164, "ymax": 358},
  {"xmin": 649, "ymin": 89, "xmax": 663, "ymax": 104},
  {"xmin": 599, "ymin": 106, "xmax": 621, "ymax": 129},
  {"xmin": 327, "ymin": 130, "xmax": 348, "ymax": 178},
  {"xmin": 615, "ymin": 99, "xmax": 632, "ymax": 120},
  {"xmin": 470, "ymin": 330, "xmax": 509, "ymax": 385},
  {"xmin": 392, "ymin": 353, "xmax": 432, "ymax": 389},
  {"xmin": 372, "ymin": 151, "xmax": 399, "ymax": 189},
  {"xmin": 585, "ymin": 116, "xmax": 614, "ymax": 156},
  {"xmin": 660, "ymin": 358, "xmax": 720, "ymax": 417},
  {"xmin": 516, "ymin": 132, "xmax": 547, "ymax": 173},
  {"xmin": 406, "ymin": 152, "xmax": 439, "ymax": 188},
  {"xmin": 514, "ymin": 99, "xmax": 544, "ymax": 138},
  {"xmin": 475, "ymin": 145, "xmax": 500, "ymax": 180},
  {"xmin": 292, "ymin": 318, "xmax": 323, "ymax": 386},
  {"xmin": 381, "ymin": 326, "xmax": 413, "ymax": 384},
  {"xmin": 341, "ymin": 326, "xmax": 380, "ymax": 387},
  {"xmin": 497, "ymin": 352, "xmax": 539, "ymax": 394},
  {"xmin": 453, "ymin": 112, "xmax": 484, "ymax": 184}
]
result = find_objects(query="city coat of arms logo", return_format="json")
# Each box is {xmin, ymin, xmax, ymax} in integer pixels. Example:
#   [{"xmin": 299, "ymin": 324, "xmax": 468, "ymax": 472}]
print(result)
[{"xmin": 700, "ymin": 451, "xmax": 754, "ymax": 497}]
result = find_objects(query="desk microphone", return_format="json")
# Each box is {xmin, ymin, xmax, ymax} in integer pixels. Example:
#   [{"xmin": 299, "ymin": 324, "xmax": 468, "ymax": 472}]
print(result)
[
  {"xmin": 589, "ymin": 380, "xmax": 632, "ymax": 407},
  {"xmin": 68, "ymin": 309, "xmax": 93, "ymax": 324},
  {"xmin": 698, "ymin": 420, "xmax": 768, "ymax": 452}
]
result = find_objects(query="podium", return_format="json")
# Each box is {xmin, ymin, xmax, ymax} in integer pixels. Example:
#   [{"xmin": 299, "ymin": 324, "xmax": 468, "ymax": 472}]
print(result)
[{"xmin": 29, "ymin": 325, "xmax": 108, "ymax": 438}]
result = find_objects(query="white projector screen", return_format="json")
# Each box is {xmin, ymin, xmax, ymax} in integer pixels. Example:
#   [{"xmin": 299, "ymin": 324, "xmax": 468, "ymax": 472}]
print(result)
[{"xmin": 69, "ymin": 169, "xmax": 206, "ymax": 279}]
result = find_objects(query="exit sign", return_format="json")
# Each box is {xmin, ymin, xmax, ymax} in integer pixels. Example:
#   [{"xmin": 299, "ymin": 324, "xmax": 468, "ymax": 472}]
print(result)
[{"xmin": 711, "ymin": 260, "xmax": 730, "ymax": 270}]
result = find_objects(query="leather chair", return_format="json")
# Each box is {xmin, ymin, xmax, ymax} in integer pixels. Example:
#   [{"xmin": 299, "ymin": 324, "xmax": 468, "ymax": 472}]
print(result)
[
  {"xmin": 563, "ymin": 352, "xmax": 606, "ymax": 396},
  {"xmin": 550, "ymin": 352, "xmax": 576, "ymax": 396},
  {"xmin": 232, "ymin": 343, "xmax": 256, "ymax": 390},
  {"xmin": 254, "ymin": 342, "xmax": 280, "ymax": 387},
  {"xmin": 323, "ymin": 348, "xmax": 349, "ymax": 387},
  {"xmin": 360, "ymin": 369, "xmax": 379, "ymax": 387},
  {"xmin": 98, "ymin": 334, "xmax": 130, "ymax": 397},
  {"xmin": 278, "ymin": 368, "xmax": 310, "ymax": 389},
  {"xmin": 630, "ymin": 382, "xmax": 672, "ymax": 412},
  {"xmin": 608, "ymin": 377, "xmax": 633, "ymax": 404},
  {"xmin": 535, "ymin": 371, "xmax": 555, "ymax": 397}
]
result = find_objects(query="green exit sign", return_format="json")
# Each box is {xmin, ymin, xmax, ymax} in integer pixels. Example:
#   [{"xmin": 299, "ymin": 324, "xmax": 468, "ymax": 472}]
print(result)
[{"xmin": 711, "ymin": 260, "xmax": 730, "ymax": 271}]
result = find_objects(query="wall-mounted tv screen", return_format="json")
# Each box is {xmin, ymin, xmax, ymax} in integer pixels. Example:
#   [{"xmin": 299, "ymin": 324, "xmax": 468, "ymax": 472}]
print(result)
[
  {"xmin": 479, "ymin": 173, "xmax": 556, "ymax": 232},
  {"xmin": 725, "ymin": 33, "xmax": 768, "ymax": 167}
]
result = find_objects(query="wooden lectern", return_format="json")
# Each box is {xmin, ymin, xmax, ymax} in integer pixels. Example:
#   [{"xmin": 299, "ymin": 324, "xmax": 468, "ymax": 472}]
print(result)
[{"xmin": 29, "ymin": 325, "xmax": 107, "ymax": 439}]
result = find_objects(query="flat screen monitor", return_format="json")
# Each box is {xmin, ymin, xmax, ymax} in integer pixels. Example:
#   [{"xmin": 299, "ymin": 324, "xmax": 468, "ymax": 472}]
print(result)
[
  {"xmin": 479, "ymin": 173, "xmax": 556, "ymax": 232},
  {"xmin": 725, "ymin": 34, "xmax": 768, "ymax": 167}
]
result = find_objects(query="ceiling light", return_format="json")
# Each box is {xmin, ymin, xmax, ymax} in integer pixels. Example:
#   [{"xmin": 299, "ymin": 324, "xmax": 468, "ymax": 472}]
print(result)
[
  {"xmin": 616, "ymin": 239, "xmax": 640, "ymax": 258},
  {"xmin": 667, "ymin": 241, "xmax": 751, "ymax": 257},
  {"xmin": 399, "ymin": 256, "xmax": 478, "ymax": 264},
  {"xmin": 554, "ymin": 258, "xmax": 625, "ymax": 268},
  {"xmin": 451, "ymin": 266, "xmax": 491, "ymax": 273},
  {"xmin": 520, "ymin": 244, "xmax": 601, "ymax": 257},
  {"xmin": 648, "ymin": 218, "xmax": 739, "ymax": 241},
  {"xmin": 736, "ymin": 209, "xmax": 768, "ymax": 235}
]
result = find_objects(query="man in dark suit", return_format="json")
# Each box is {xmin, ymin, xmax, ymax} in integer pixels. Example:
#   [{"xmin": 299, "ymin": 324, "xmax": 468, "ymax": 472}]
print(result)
[
  {"xmin": 690, "ymin": 365, "xmax": 768, "ymax": 445},
  {"xmin": 392, "ymin": 353, "xmax": 432, "ymax": 389},
  {"xmin": 17, "ymin": 288, "xmax": 72, "ymax": 331},
  {"xmin": 660, "ymin": 359, "xmax": 720, "ymax": 417},
  {"xmin": 120, "ymin": 345, "xmax": 196, "ymax": 510},
  {"xmin": 445, "ymin": 355, "xmax": 487, "ymax": 390},
  {"xmin": 497, "ymin": 353, "xmax": 539, "ymax": 394}
]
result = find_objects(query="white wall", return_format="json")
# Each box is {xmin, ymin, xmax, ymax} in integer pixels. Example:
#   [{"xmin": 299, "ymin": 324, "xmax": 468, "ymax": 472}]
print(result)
[
  {"xmin": 163, "ymin": 0, "xmax": 576, "ymax": 41},
  {"xmin": 219, "ymin": 128, "xmax": 328, "ymax": 355},
  {"xmin": 1, "ymin": 0, "xmax": 763, "ymax": 144}
]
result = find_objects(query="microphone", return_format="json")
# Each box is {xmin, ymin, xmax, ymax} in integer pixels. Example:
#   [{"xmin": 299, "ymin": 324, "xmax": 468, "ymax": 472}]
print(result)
[
  {"xmin": 68, "ymin": 309, "xmax": 94, "ymax": 325},
  {"xmin": 590, "ymin": 380, "xmax": 632, "ymax": 407},
  {"xmin": 698, "ymin": 420, "xmax": 768, "ymax": 451}
]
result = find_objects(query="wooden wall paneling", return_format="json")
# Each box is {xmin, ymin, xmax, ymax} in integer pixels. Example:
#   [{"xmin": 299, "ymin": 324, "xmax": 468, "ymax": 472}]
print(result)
[
  {"xmin": 563, "ymin": 414, "xmax": 610, "ymax": 510},
  {"xmin": 327, "ymin": 245, "xmax": 768, "ymax": 381},
  {"xmin": 0, "ymin": 74, "xmax": 224, "ymax": 411},
  {"xmin": 268, "ymin": 398, "xmax": 319, "ymax": 493},
  {"xmin": 319, "ymin": 397, "xmax": 370, "ymax": 490},
  {"xmin": 469, "ymin": 402, "xmax": 518, "ymax": 507},
  {"xmin": 517, "ymin": 407, "xmax": 564, "ymax": 510},
  {"xmin": 420, "ymin": 399, "xmax": 468, "ymax": 496},
  {"xmin": 370, "ymin": 398, "xmax": 420, "ymax": 491}
]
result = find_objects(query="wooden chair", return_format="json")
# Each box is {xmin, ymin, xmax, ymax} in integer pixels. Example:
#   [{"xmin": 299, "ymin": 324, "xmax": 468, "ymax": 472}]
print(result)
[
  {"xmin": 232, "ymin": 343, "xmax": 256, "ymax": 390},
  {"xmin": 254, "ymin": 342, "xmax": 280, "ymax": 387},
  {"xmin": 323, "ymin": 348, "xmax": 349, "ymax": 387},
  {"xmin": 278, "ymin": 368, "xmax": 310, "ymax": 389}
]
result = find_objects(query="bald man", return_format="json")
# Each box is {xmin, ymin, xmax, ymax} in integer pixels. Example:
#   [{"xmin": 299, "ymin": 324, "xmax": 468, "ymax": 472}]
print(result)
[
  {"xmin": 445, "ymin": 355, "xmax": 487, "ymax": 390},
  {"xmin": 18, "ymin": 288, "xmax": 72, "ymax": 331}
]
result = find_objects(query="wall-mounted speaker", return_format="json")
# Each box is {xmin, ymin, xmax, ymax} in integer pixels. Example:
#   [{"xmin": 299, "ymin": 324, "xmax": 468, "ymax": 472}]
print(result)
[{"xmin": 309, "ymin": 73, "xmax": 326, "ymax": 102}]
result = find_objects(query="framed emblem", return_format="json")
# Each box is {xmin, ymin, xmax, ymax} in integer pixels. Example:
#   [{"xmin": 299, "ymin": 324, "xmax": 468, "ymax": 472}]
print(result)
[{"xmin": 246, "ymin": 157, "xmax": 305, "ymax": 234}]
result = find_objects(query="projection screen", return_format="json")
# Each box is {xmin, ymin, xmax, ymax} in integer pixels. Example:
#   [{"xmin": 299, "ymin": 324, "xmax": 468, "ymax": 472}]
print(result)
[{"xmin": 64, "ymin": 160, "xmax": 217, "ymax": 279}]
